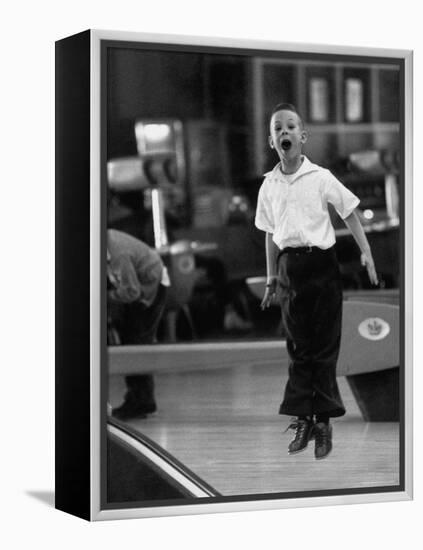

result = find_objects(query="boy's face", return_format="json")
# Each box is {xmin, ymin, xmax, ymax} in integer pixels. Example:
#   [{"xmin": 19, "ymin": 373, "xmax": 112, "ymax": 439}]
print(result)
[{"xmin": 268, "ymin": 109, "xmax": 307, "ymax": 160}]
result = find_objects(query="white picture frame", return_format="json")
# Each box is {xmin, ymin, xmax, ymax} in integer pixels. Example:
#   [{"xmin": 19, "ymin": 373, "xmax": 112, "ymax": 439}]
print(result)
[{"xmin": 55, "ymin": 29, "xmax": 413, "ymax": 521}]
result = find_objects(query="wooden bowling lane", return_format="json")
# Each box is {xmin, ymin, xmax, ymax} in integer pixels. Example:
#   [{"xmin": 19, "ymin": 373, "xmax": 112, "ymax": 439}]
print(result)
[{"xmin": 108, "ymin": 364, "xmax": 400, "ymax": 496}]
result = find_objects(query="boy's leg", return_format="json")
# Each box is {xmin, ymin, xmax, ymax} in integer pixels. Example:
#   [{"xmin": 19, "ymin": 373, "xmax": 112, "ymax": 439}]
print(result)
[
  {"xmin": 278, "ymin": 291, "xmax": 315, "ymax": 418},
  {"xmin": 277, "ymin": 253, "xmax": 316, "ymax": 453},
  {"xmin": 279, "ymin": 292, "xmax": 316, "ymax": 454},
  {"xmin": 278, "ymin": 254, "xmax": 313, "ymax": 417},
  {"xmin": 311, "ymin": 270, "xmax": 345, "ymax": 418},
  {"xmin": 310, "ymin": 250, "xmax": 345, "ymax": 459},
  {"xmin": 310, "ymin": 284, "xmax": 343, "ymax": 459}
]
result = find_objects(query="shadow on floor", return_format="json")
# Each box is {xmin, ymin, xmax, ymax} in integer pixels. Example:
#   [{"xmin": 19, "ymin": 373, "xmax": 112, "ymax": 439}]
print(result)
[{"xmin": 26, "ymin": 490, "xmax": 55, "ymax": 508}]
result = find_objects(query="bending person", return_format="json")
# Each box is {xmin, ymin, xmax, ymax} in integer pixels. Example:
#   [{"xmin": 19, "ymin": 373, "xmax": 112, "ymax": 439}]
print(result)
[{"xmin": 107, "ymin": 228, "xmax": 169, "ymax": 420}]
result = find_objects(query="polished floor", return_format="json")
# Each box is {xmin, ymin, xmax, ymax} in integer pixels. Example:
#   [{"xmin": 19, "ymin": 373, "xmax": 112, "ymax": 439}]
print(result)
[{"xmin": 108, "ymin": 364, "xmax": 400, "ymax": 496}]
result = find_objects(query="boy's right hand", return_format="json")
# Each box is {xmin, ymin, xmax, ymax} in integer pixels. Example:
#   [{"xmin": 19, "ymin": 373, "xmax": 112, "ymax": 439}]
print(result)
[{"xmin": 261, "ymin": 277, "xmax": 278, "ymax": 310}]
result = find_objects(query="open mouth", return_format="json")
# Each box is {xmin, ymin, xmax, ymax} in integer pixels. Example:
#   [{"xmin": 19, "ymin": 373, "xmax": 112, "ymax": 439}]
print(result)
[{"xmin": 281, "ymin": 139, "xmax": 292, "ymax": 151}]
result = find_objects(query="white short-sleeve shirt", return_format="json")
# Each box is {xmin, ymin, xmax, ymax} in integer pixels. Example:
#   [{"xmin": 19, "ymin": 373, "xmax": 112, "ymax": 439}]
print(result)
[{"xmin": 255, "ymin": 156, "xmax": 360, "ymax": 250}]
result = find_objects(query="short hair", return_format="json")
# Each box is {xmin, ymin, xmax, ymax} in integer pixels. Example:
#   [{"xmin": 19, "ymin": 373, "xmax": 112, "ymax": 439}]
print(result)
[{"xmin": 270, "ymin": 103, "xmax": 304, "ymax": 128}]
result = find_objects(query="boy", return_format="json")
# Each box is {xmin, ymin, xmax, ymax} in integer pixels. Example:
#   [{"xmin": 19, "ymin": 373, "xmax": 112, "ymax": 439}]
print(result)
[{"xmin": 255, "ymin": 103, "xmax": 378, "ymax": 459}]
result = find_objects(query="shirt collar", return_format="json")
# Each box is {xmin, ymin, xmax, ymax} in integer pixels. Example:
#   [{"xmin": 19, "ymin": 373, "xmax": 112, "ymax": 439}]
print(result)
[{"xmin": 264, "ymin": 156, "xmax": 319, "ymax": 183}]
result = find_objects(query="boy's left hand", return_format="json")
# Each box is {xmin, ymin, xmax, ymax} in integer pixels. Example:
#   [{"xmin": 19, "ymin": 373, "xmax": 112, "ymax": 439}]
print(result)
[{"xmin": 361, "ymin": 253, "xmax": 379, "ymax": 286}]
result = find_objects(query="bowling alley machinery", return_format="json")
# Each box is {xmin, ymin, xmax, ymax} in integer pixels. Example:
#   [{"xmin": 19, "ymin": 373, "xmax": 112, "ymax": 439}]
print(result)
[{"xmin": 55, "ymin": 31, "xmax": 413, "ymax": 520}]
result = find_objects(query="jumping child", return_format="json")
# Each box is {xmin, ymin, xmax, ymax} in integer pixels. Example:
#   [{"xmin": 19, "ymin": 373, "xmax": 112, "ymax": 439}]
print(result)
[{"xmin": 255, "ymin": 103, "xmax": 378, "ymax": 459}]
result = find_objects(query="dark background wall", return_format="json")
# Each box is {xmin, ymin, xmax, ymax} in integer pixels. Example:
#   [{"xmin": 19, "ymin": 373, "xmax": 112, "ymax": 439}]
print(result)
[
  {"xmin": 107, "ymin": 48, "xmax": 207, "ymax": 158},
  {"xmin": 106, "ymin": 46, "xmax": 400, "ymax": 182}
]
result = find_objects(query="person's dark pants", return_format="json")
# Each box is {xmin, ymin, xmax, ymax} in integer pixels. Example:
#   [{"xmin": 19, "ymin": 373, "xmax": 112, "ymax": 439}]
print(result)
[
  {"xmin": 109, "ymin": 285, "xmax": 167, "ymax": 411},
  {"xmin": 277, "ymin": 246, "xmax": 346, "ymax": 418}
]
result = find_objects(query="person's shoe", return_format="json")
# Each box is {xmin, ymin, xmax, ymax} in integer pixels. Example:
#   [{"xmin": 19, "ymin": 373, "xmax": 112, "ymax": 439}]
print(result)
[
  {"xmin": 314, "ymin": 422, "xmax": 333, "ymax": 460},
  {"xmin": 112, "ymin": 401, "xmax": 148, "ymax": 421},
  {"xmin": 286, "ymin": 418, "xmax": 314, "ymax": 454},
  {"xmin": 137, "ymin": 403, "xmax": 157, "ymax": 415}
]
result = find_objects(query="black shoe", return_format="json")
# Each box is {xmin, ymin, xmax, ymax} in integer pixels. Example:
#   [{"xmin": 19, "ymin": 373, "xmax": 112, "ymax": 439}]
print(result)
[
  {"xmin": 314, "ymin": 422, "xmax": 333, "ymax": 460},
  {"xmin": 112, "ymin": 401, "xmax": 151, "ymax": 421},
  {"xmin": 137, "ymin": 403, "xmax": 157, "ymax": 415},
  {"xmin": 286, "ymin": 418, "xmax": 314, "ymax": 454}
]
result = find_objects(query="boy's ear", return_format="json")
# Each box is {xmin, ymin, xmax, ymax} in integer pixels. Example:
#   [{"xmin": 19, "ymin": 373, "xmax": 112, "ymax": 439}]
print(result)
[
  {"xmin": 300, "ymin": 130, "xmax": 308, "ymax": 144},
  {"xmin": 268, "ymin": 135, "xmax": 275, "ymax": 149}
]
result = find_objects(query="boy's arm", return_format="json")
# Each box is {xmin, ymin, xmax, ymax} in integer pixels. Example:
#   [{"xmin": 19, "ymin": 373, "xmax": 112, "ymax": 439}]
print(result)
[
  {"xmin": 261, "ymin": 232, "xmax": 278, "ymax": 309},
  {"xmin": 265, "ymin": 232, "xmax": 278, "ymax": 283},
  {"xmin": 343, "ymin": 210, "xmax": 378, "ymax": 285}
]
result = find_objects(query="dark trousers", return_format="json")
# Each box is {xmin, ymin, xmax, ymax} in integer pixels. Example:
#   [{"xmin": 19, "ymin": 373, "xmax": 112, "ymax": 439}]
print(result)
[
  {"xmin": 277, "ymin": 247, "xmax": 346, "ymax": 418},
  {"xmin": 108, "ymin": 285, "xmax": 167, "ymax": 407}
]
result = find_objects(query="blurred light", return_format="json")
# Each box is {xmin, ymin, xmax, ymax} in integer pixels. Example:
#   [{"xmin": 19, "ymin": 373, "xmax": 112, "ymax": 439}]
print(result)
[
  {"xmin": 230, "ymin": 195, "xmax": 249, "ymax": 208},
  {"xmin": 363, "ymin": 209, "xmax": 374, "ymax": 220},
  {"xmin": 151, "ymin": 189, "xmax": 168, "ymax": 249},
  {"xmin": 135, "ymin": 123, "xmax": 173, "ymax": 154},
  {"xmin": 144, "ymin": 123, "xmax": 171, "ymax": 143},
  {"xmin": 349, "ymin": 151, "xmax": 382, "ymax": 173},
  {"xmin": 107, "ymin": 157, "xmax": 146, "ymax": 190},
  {"xmin": 345, "ymin": 78, "xmax": 363, "ymax": 122}
]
